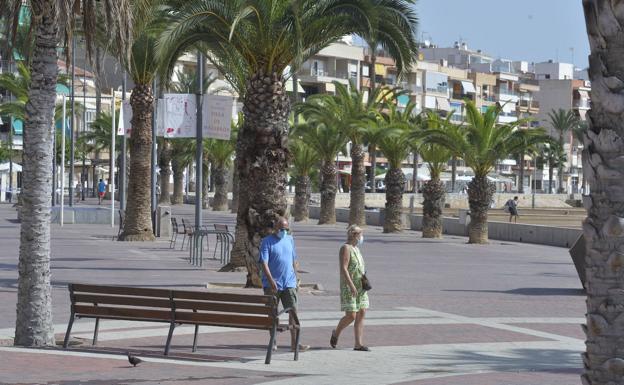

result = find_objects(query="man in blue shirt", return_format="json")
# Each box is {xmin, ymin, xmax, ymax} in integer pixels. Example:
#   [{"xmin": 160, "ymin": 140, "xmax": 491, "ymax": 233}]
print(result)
[{"xmin": 259, "ymin": 217, "xmax": 309, "ymax": 352}]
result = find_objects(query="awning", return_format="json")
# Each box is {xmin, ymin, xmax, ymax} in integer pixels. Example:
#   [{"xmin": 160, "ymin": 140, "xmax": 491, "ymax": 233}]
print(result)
[
  {"xmin": 425, "ymin": 96, "xmax": 436, "ymax": 109},
  {"xmin": 436, "ymin": 97, "xmax": 451, "ymax": 111},
  {"xmin": 12, "ymin": 118, "xmax": 23, "ymax": 135},
  {"xmin": 461, "ymin": 81, "xmax": 476, "ymax": 93}
]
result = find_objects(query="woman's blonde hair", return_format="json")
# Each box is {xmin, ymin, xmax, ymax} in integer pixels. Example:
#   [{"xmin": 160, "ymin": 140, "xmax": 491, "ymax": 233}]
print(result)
[{"xmin": 347, "ymin": 225, "xmax": 363, "ymax": 240}]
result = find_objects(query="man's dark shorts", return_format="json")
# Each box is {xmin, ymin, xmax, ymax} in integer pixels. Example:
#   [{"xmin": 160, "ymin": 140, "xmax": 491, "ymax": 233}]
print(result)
[{"xmin": 264, "ymin": 287, "xmax": 298, "ymax": 310}]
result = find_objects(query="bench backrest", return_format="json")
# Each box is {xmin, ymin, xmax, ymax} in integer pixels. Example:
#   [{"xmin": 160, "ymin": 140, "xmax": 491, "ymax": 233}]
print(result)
[{"xmin": 68, "ymin": 284, "xmax": 278, "ymax": 329}]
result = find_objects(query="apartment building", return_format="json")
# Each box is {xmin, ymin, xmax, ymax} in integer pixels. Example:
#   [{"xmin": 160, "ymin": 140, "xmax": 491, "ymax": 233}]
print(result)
[{"xmin": 298, "ymin": 42, "xmax": 364, "ymax": 95}]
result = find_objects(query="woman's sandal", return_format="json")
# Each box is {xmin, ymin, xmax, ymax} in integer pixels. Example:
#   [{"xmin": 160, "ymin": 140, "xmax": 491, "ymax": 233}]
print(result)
[
  {"xmin": 330, "ymin": 330, "xmax": 338, "ymax": 348},
  {"xmin": 354, "ymin": 345, "xmax": 370, "ymax": 351}
]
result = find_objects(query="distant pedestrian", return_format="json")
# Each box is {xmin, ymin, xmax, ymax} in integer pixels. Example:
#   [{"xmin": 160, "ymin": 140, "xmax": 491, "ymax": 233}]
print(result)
[
  {"xmin": 259, "ymin": 217, "xmax": 310, "ymax": 353},
  {"xmin": 504, "ymin": 196, "xmax": 520, "ymax": 223},
  {"xmin": 330, "ymin": 225, "xmax": 370, "ymax": 351},
  {"xmin": 97, "ymin": 179, "xmax": 106, "ymax": 204}
]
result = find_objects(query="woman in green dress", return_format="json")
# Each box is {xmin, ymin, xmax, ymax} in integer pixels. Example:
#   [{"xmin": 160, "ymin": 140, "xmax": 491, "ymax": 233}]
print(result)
[{"xmin": 330, "ymin": 225, "xmax": 370, "ymax": 351}]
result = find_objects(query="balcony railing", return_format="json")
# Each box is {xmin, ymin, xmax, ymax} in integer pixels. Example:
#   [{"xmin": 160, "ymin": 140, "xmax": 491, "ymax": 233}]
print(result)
[
  {"xmin": 518, "ymin": 99, "xmax": 540, "ymax": 109},
  {"xmin": 425, "ymin": 86, "xmax": 448, "ymax": 94},
  {"xmin": 309, "ymin": 68, "xmax": 350, "ymax": 79}
]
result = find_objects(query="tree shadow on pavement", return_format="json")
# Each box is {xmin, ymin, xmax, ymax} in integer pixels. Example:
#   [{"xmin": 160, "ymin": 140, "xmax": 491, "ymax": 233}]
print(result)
[{"xmin": 443, "ymin": 288, "xmax": 585, "ymax": 296}]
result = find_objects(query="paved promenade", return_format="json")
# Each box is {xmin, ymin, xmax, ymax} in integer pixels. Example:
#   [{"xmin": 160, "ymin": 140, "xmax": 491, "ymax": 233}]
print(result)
[{"xmin": 0, "ymin": 201, "xmax": 585, "ymax": 384}]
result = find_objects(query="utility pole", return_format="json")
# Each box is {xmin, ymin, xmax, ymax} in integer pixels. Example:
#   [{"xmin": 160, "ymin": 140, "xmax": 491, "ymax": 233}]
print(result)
[
  {"xmin": 69, "ymin": 36, "xmax": 76, "ymax": 206},
  {"xmin": 120, "ymin": 72, "xmax": 127, "ymax": 211},
  {"xmin": 81, "ymin": 44, "xmax": 86, "ymax": 201}
]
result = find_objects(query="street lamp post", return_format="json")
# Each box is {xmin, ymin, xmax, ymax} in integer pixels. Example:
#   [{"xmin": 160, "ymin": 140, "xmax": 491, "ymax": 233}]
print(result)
[{"xmin": 69, "ymin": 37, "xmax": 76, "ymax": 206}]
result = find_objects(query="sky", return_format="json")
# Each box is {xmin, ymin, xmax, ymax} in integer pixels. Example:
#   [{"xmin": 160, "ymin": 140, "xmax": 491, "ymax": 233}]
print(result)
[{"xmin": 416, "ymin": 0, "xmax": 590, "ymax": 68}]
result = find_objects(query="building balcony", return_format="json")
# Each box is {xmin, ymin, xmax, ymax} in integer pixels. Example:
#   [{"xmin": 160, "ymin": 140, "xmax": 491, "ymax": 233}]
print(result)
[
  {"xmin": 451, "ymin": 93, "xmax": 475, "ymax": 101},
  {"xmin": 425, "ymin": 86, "xmax": 449, "ymax": 95},
  {"xmin": 481, "ymin": 95, "xmax": 497, "ymax": 103}
]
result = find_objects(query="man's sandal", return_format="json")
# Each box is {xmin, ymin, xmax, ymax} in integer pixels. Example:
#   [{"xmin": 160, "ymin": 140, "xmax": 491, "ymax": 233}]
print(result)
[{"xmin": 354, "ymin": 345, "xmax": 370, "ymax": 351}]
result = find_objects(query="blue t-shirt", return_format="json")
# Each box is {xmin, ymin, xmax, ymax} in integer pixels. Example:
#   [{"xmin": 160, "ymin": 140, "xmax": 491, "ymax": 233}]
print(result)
[
  {"xmin": 98, "ymin": 181, "xmax": 106, "ymax": 193},
  {"xmin": 259, "ymin": 234, "xmax": 298, "ymax": 291}
]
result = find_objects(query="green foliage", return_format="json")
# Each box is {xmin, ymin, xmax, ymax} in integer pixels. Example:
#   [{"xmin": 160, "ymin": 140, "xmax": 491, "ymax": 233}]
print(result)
[
  {"xmin": 290, "ymin": 138, "xmax": 317, "ymax": 177},
  {"xmin": 547, "ymin": 108, "xmax": 579, "ymax": 142},
  {"xmin": 376, "ymin": 100, "xmax": 414, "ymax": 169},
  {"xmin": 417, "ymin": 112, "xmax": 453, "ymax": 180},
  {"xmin": 416, "ymin": 101, "xmax": 550, "ymax": 178}
]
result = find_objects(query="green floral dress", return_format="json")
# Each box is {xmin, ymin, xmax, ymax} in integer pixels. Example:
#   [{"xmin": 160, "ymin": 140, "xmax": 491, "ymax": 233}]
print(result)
[{"xmin": 340, "ymin": 244, "xmax": 370, "ymax": 312}]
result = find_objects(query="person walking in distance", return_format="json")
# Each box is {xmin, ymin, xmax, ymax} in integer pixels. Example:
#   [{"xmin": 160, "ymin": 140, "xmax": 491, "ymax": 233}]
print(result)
[
  {"xmin": 505, "ymin": 196, "xmax": 520, "ymax": 223},
  {"xmin": 97, "ymin": 179, "xmax": 106, "ymax": 205},
  {"xmin": 330, "ymin": 225, "xmax": 371, "ymax": 351},
  {"xmin": 259, "ymin": 217, "xmax": 310, "ymax": 352}
]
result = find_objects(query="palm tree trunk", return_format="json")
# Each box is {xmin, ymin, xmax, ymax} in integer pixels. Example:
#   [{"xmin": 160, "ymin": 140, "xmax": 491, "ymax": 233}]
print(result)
[
  {"xmin": 518, "ymin": 152, "xmax": 525, "ymax": 193},
  {"xmin": 412, "ymin": 151, "xmax": 418, "ymax": 192},
  {"xmin": 383, "ymin": 168, "xmax": 405, "ymax": 233},
  {"xmin": 230, "ymin": 153, "xmax": 240, "ymax": 213},
  {"xmin": 319, "ymin": 160, "xmax": 337, "ymax": 224},
  {"xmin": 293, "ymin": 175, "xmax": 310, "ymax": 221},
  {"xmin": 158, "ymin": 140, "xmax": 172, "ymax": 204},
  {"xmin": 349, "ymin": 143, "xmax": 366, "ymax": 226},
  {"xmin": 211, "ymin": 165, "xmax": 228, "ymax": 211},
  {"xmin": 202, "ymin": 161, "xmax": 209, "ymax": 209},
  {"xmin": 224, "ymin": 71, "xmax": 289, "ymax": 287},
  {"xmin": 171, "ymin": 158, "xmax": 184, "ymax": 205},
  {"xmin": 581, "ymin": 3, "xmax": 624, "ymax": 383},
  {"xmin": 467, "ymin": 175, "xmax": 495, "ymax": 244},
  {"xmin": 15, "ymin": 0, "xmax": 57, "ymax": 347},
  {"xmin": 95, "ymin": 46, "xmax": 102, "ymax": 117},
  {"xmin": 422, "ymin": 179, "xmax": 445, "ymax": 238},
  {"xmin": 119, "ymin": 83, "xmax": 155, "ymax": 241},
  {"xmin": 369, "ymin": 146, "xmax": 376, "ymax": 193},
  {"xmin": 370, "ymin": 53, "xmax": 377, "ymax": 93},
  {"xmin": 451, "ymin": 156, "xmax": 457, "ymax": 192},
  {"xmin": 548, "ymin": 164, "xmax": 554, "ymax": 194},
  {"xmin": 558, "ymin": 133, "xmax": 565, "ymax": 193}
]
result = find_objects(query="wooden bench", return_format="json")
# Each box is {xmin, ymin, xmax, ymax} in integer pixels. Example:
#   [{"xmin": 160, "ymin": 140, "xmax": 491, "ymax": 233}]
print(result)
[{"xmin": 63, "ymin": 283, "xmax": 301, "ymax": 364}]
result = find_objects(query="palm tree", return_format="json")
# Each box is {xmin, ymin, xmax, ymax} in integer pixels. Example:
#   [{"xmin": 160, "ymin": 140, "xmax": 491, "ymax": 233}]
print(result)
[
  {"xmin": 205, "ymin": 136, "xmax": 236, "ymax": 211},
  {"xmin": 417, "ymin": 101, "xmax": 547, "ymax": 244},
  {"xmin": 295, "ymin": 102, "xmax": 349, "ymax": 225},
  {"xmin": 170, "ymin": 138, "xmax": 195, "ymax": 204},
  {"xmin": 376, "ymin": 101, "xmax": 412, "ymax": 233},
  {"xmin": 363, "ymin": 122, "xmax": 388, "ymax": 193},
  {"xmin": 157, "ymin": 138, "xmax": 172, "ymax": 204},
  {"xmin": 541, "ymin": 142, "xmax": 566, "ymax": 194},
  {"xmin": 3, "ymin": 0, "xmax": 132, "ymax": 347},
  {"xmin": 581, "ymin": 3, "xmax": 624, "ymax": 383},
  {"xmin": 547, "ymin": 108, "xmax": 578, "ymax": 193},
  {"xmin": 159, "ymin": 0, "xmax": 419, "ymax": 286},
  {"xmin": 419, "ymin": 112, "xmax": 453, "ymax": 238},
  {"xmin": 290, "ymin": 139, "xmax": 317, "ymax": 222}
]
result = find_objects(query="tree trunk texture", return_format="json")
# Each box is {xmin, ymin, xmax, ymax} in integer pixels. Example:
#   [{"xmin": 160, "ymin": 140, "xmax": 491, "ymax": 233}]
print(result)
[
  {"xmin": 467, "ymin": 176, "xmax": 495, "ymax": 244},
  {"xmin": 412, "ymin": 151, "xmax": 418, "ymax": 192},
  {"xmin": 211, "ymin": 165, "xmax": 228, "ymax": 211},
  {"xmin": 230, "ymin": 158, "xmax": 240, "ymax": 213},
  {"xmin": 548, "ymin": 164, "xmax": 554, "ymax": 194},
  {"xmin": 451, "ymin": 156, "xmax": 457, "ymax": 192},
  {"xmin": 422, "ymin": 179, "xmax": 445, "ymax": 238},
  {"xmin": 15, "ymin": 0, "xmax": 57, "ymax": 347},
  {"xmin": 383, "ymin": 168, "xmax": 405, "ymax": 233},
  {"xmin": 319, "ymin": 160, "xmax": 337, "ymax": 224},
  {"xmin": 293, "ymin": 175, "xmax": 310, "ymax": 222},
  {"xmin": 558, "ymin": 133, "xmax": 565, "ymax": 193},
  {"xmin": 171, "ymin": 158, "xmax": 184, "ymax": 205},
  {"xmin": 581, "ymin": 2, "xmax": 624, "ymax": 384},
  {"xmin": 369, "ymin": 147, "xmax": 377, "ymax": 193},
  {"xmin": 119, "ymin": 83, "xmax": 155, "ymax": 241},
  {"xmin": 202, "ymin": 161, "xmax": 209, "ymax": 210},
  {"xmin": 518, "ymin": 152, "xmax": 525, "ymax": 193},
  {"xmin": 370, "ymin": 53, "xmax": 377, "ymax": 93},
  {"xmin": 158, "ymin": 140, "xmax": 172, "ymax": 204},
  {"xmin": 349, "ymin": 143, "xmax": 366, "ymax": 226},
  {"xmin": 222, "ymin": 70, "xmax": 289, "ymax": 287}
]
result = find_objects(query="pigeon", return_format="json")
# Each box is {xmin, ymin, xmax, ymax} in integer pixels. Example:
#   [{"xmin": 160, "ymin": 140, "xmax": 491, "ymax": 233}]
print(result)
[{"xmin": 127, "ymin": 352, "xmax": 143, "ymax": 367}]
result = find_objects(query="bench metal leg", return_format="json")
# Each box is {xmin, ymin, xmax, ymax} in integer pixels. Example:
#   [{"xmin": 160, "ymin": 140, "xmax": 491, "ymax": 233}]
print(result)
[
  {"xmin": 92, "ymin": 318, "xmax": 100, "ymax": 345},
  {"xmin": 164, "ymin": 322, "xmax": 176, "ymax": 356},
  {"xmin": 63, "ymin": 312, "xmax": 75, "ymax": 348},
  {"xmin": 192, "ymin": 324, "xmax": 199, "ymax": 352},
  {"xmin": 294, "ymin": 327, "xmax": 300, "ymax": 361},
  {"xmin": 265, "ymin": 325, "xmax": 277, "ymax": 364}
]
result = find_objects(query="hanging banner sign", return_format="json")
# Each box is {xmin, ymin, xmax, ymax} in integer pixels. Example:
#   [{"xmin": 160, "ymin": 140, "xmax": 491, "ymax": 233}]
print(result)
[
  {"xmin": 202, "ymin": 95, "xmax": 234, "ymax": 140},
  {"xmin": 117, "ymin": 100, "xmax": 132, "ymax": 136},
  {"xmin": 162, "ymin": 93, "xmax": 196, "ymax": 138}
]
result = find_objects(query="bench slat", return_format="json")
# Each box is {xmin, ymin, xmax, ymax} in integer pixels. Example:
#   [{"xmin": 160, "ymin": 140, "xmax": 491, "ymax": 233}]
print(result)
[
  {"xmin": 74, "ymin": 294, "xmax": 172, "ymax": 309},
  {"xmin": 173, "ymin": 290, "xmax": 274, "ymax": 304},
  {"xmin": 175, "ymin": 311, "xmax": 273, "ymax": 328},
  {"xmin": 71, "ymin": 284, "xmax": 170, "ymax": 298},
  {"xmin": 74, "ymin": 305, "xmax": 172, "ymax": 321},
  {"xmin": 173, "ymin": 300, "xmax": 273, "ymax": 315}
]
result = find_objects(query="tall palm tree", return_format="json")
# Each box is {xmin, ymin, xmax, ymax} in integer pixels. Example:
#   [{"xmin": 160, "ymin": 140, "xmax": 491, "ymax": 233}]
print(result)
[
  {"xmin": 157, "ymin": 138, "xmax": 172, "ymax": 204},
  {"xmin": 292, "ymin": 110, "xmax": 347, "ymax": 225},
  {"xmin": 417, "ymin": 101, "xmax": 547, "ymax": 244},
  {"xmin": 540, "ymin": 142, "xmax": 566, "ymax": 194},
  {"xmin": 419, "ymin": 112, "xmax": 453, "ymax": 238},
  {"xmin": 170, "ymin": 138, "xmax": 195, "ymax": 204},
  {"xmin": 290, "ymin": 138, "xmax": 317, "ymax": 222},
  {"xmin": 547, "ymin": 108, "xmax": 578, "ymax": 193},
  {"xmin": 205, "ymin": 135, "xmax": 236, "ymax": 211},
  {"xmin": 376, "ymin": 101, "xmax": 413, "ymax": 233},
  {"xmin": 2, "ymin": 0, "xmax": 132, "ymax": 347},
  {"xmin": 581, "ymin": 3, "xmax": 624, "ymax": 383},
  {"xmin": 159, "ymin": 0, "xmax": 418, "ymax": 286},
  {"xmin": 363, "ymin": 122, "xmax": 388, "ymax": 193}
]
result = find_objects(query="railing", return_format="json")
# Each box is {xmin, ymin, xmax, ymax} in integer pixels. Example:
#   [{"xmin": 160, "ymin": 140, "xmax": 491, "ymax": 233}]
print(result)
[
  {"xmin": 425, "ymin": 86, "xmax": 448, "ymax": 94},
  {"xmin": 309, "ymin": 68, "xmax": 350, "ymax": 79},
  {"xmin": 519, "ymin": 99, "xmax": 540, "ymax": 109}
]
